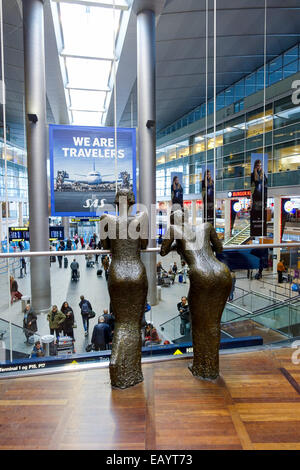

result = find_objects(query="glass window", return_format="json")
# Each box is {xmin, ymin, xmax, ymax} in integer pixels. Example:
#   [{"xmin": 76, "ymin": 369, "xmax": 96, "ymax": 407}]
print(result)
[
  {"xmin": 225, "ymin": 87, "xmax": 234, "ymax": 106},
  {"xmin": 216, "ymin": 93, "xmax": 224, "ymax": 110},
  {"xmin": 256, "ymin": 66, "xmax": 267, "ymax": 91},
  {"xmin": 273, "ymin": 143, "xmax": 300, "ymax": 173},
  {"xmin": 234, "ymin": 79, "xmax": 245, "ymax": 102},
  {"xmin": 245, "ymin": 74, "xmax": 256, "ymax": 96},
  {"xmin": 269, "ymin": 69, "xmax": 282, "ymax": 86},
  {"xmin": 269, "ymin": 56, "xmax": 282, "ymax": 73},
  {"xmin": 283, "ymin": 60, "xmax": 298, "ymax": 79},
  {"xmin": 246, "ymin": 106, "xmax": 273, "ymax": 138},
  {"xmin": 283, "ymin": 46, "xmax": 298, "ymax": 65}
]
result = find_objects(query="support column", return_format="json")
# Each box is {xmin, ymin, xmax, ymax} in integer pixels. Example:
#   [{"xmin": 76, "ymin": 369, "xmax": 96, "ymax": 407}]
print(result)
[
  {"xmin": 273, "ymin": 196, "xmax": 281, "ymax": 274},
  {"xmin": 18, "ymin": 202, "xmax": 23, "ymax": 226},
  {"xmin": 23, "ymin": 0, "xmax": 51, "ymax": 313},
  {"xmin": 62, "ymin": 216, "xmax": 70, "ymax": 239},
  {"xmin": 137, "ymin": 9, "xmax": 157, "ymax": 306},
  {"xmin": 224, "ymin": 198, "xmax": 231, "ymax": 242},
  {"xmin": 192, "ymin": 200, "xmax": 197, "ymax": 228},
  {"xmin": 0, "ymin": 205, "xmax": 2, "ymax": 251}
]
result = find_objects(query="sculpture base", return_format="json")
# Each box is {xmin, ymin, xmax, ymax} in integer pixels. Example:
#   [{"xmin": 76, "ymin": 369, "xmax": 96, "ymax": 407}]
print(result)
[
  {"xmin": 109, "ymin": 365, "xmax": 144, "ymax": 390},
  {"xmin": 188, "ymin": 363, "xmax": 219, "ymax": 382}
]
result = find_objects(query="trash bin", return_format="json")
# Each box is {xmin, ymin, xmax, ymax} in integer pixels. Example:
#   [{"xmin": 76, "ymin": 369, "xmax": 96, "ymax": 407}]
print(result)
[
  {"xmin": 157, "ymin": 285, "xmax": 162, "ymax": 301},
  {"xmin": 41, "ymin": 335, "xmax": 55, "ymax": 357},
  {"xmin": 21, "ymin": 295, "xmax": 30, "ymax": 312}
]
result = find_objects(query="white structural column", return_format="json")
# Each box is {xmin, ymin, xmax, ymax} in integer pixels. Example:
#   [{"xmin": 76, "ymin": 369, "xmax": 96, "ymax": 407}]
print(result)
[
  {"xmin": 62, "ymin": 217, "xmax": 70, "ymax": 239},
  {"xmin": 224, "ymin": 198, "xmax": 231, "ymax": 242},
  {"xmin": 23, "ymin": 0, "xmax": 51, "ymax": 312},
  {"xmin": 18, "ymin": 202, "xmax": 23, "ymax": 227},
  {"xmin": 273, "ymin": 196, "xmax": 281, "ymax": 274},
  {"xmin": 0, "ymin": 206, "xmax": 2, "ymax": 249},
  {"xmin": 137, "ymin": 9, "xmax": 157, "ymax": 305},
  {"xmin": 192, "ymin": 200, "xmax": 197, "ymax": 228}
]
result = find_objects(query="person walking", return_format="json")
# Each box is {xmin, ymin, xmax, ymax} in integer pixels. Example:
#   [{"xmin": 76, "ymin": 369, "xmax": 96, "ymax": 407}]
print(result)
[
  {"xmin": 91, "ymin": 316, "xmax": 111, "ymax": 351},
  {"xmin": 228, "ymin": 271, "xmax": 236, "ymax": 301},
  {"xmin": 10, "ymin": 276, "xmax": 22, "ymax": 304},
  {"xmin": 70, "ymin": 258, "xmax": 79, "ymax": 280},
  {"xmin": 177, "ymin": 296, "xmax": 190, "ymax": 336},
  {"xmin": 102, "ymin": 309, "xmax": 115, "ymax": 334},
  {"xmin": 79, "ymin": 295, "xmax": 92, "ymax": 336},
  {"xmin": 57, "ymin": 243, "xmax": 64, "ymax": 268},
  {"xmin": 23, "ymin": 304, "xmax": 37, "ymax": 343},
  {"xmin": 66, "ymin": 238, "xmax": 72, "ymax": 251},
  {"xmin": 47, "ymin": 305, "xmax": 66, "ymax": 340},
  {"xmin": 61, "ymin": 301, "xmax": 75, "ymax": 339},
  {"xmin": 277, "ymin": 259, "xmax": 286, "ymax": 283},
  {"xmin": 102, "ymin": 255, "xmax": 110, "ymax": 281}
]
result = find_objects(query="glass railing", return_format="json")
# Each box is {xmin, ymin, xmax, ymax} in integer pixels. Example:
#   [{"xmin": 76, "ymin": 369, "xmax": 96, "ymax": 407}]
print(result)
[{"xmin": 0, "ymin": 242, "xmax": 299, "ymax": 373}]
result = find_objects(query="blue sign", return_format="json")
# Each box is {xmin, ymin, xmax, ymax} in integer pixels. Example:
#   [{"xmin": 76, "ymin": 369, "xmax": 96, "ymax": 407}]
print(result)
[{"xmin": 49, "ymin": 124, "xmax": 136, "ymax": 217}]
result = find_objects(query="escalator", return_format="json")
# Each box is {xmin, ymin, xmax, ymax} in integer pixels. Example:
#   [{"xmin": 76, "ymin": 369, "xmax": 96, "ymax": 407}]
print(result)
[{"xmin": 224, "ymin": 224, "xmax": 251, "ymax": 246}]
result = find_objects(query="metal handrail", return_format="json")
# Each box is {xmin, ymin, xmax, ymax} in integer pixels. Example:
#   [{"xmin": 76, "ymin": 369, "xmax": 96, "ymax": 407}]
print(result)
[{"xmin": 0, "ymin": 242, "xmax": 298, "ymax": 259}]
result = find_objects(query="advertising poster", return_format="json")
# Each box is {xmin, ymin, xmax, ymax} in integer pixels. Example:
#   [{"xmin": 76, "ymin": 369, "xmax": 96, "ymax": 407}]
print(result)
[
  {"xmin": 49, "ymin": 125, "xmax": 136, "ymax": 217},
  {"xmin": 230, "ymin": 199, "xmax": 240, "ymax": 233},
  {"xmin": 250, "ymin": 153, "xmax": 268, "ymax": 237},
  {"xmin": 170, "ymin": 172, "xmax": 183, "ymax": 208},
  {"xmin": 201, "ymin": 163, "xmax": 214, "ymax": 224}
]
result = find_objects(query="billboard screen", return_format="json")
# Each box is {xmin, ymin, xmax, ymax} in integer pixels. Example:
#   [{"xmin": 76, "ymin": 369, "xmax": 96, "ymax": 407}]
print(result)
[{"xmin": 49, "ymin": 124, "xmax": 136, "ymax": 217}]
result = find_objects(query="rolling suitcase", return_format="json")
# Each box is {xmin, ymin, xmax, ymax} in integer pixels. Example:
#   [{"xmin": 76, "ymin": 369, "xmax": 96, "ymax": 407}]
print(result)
[
  {"xmin": 97, "ymin": 269, "xmax": 103, "ymax": 277},
  {"xmin": 178, "ymin": 274, "xmax": 183, "ymax": 283},
  {"xmin": 64, "ymin": 257, "xmax": 68, "ymax": 268}
]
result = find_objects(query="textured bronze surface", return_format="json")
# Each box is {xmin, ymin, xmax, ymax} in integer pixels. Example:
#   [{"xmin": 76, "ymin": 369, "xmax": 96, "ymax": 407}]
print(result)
[
  {"xmin": 160, "ymin": 212, "xmax": 232, "ymax": 380},
  {"xmin": 100, "ymin": 189, "xmax": 148, "ymax": 389}
]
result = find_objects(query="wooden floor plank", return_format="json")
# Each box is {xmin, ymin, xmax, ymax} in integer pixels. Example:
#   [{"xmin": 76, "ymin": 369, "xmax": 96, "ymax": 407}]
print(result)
[{"xmin": 0, "ymin": 347, "xmax": 299, "ymax": 450}]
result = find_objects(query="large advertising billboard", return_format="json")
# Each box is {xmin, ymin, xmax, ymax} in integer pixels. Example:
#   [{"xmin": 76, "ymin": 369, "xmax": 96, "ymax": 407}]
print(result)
[
  {"xmin": 201, "ymin": 164, "xmax": 214, "ymax": 224},
  {"xmin": 49, "ymin": 125, "xmax": 136, "ymax": 217},
  {"xmin": 250, "ymin": 153, "xmax": 268, "ymax": 237}
]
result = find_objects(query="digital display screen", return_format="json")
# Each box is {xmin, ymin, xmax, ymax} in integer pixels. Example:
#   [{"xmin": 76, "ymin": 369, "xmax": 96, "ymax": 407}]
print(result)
[
  {"xmin": 9, "ymin": 227, "xmax": 30, "ymax": 242},
  {"xmin": 49, "ymin": 226, "xmax": 65, "ymax": 241}
]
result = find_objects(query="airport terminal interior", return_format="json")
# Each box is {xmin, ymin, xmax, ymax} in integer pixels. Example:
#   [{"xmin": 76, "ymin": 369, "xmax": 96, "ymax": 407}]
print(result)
[{"xmin": 0, "ymin": 0, "xmax": 299, "ymax": 452}]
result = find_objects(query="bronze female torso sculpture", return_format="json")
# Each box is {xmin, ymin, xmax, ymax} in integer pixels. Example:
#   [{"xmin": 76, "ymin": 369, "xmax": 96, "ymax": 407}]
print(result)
[
  {"xmin": 100, "ymin": 189, "xmax": 148, "ymax": 389},
  {"xmin": 161, "ymin": 213, "xmax": 232, "ymax": 380}
]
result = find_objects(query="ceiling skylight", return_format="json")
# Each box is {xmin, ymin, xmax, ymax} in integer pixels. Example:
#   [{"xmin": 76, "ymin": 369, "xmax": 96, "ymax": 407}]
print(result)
[{"xmin": 51, "ymin": 0, "xmax": 128, "ymax": 126}]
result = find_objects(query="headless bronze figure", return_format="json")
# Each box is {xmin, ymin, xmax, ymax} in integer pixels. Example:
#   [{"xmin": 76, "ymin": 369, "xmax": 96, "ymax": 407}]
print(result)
[
  {"xmin": 100, "ymin": 189, "xmax": 148, "ymax": 389},
  {"xmin": 161, "ymin": 211, "xmax": 232, "ymax": 380}
]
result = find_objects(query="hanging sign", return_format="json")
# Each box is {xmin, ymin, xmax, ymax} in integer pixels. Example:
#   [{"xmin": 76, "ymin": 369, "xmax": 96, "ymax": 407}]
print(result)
[{"xmin": 49, "ymin": 124, "xmax": 136, "ymax": 217}]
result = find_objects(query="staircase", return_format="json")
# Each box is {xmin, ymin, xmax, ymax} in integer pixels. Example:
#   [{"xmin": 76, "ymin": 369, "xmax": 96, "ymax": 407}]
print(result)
[{"xmin": 224, "ymin": 224, "xmax": 251, "ymax": 246}]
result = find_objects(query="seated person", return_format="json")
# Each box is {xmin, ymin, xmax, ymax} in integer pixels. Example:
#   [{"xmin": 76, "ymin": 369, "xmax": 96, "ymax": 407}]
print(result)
[
  {"xmin": 144, "ymin": 325, "xmax": 161, "ymax": 347},
  {"xmin": 31, "ymin": 340, "xmax": 45, "ymax": 358}
]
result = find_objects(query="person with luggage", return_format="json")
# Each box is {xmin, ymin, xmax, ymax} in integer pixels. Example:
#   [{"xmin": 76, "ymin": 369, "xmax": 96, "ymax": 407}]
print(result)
[
  {"xmin": 95, "ymin": 240, "xmax": 101, "ymax": 263},
  {"xmin": 79, "ymin": 295, "xmax": 93, "ymax": 336},
  {"xmin": 23, "ymin": 303, "xmax": 37, "ymax": 343},
  {"xmin": 61, "ymin": 301, "xmax": 75, "ymax": 339},
  {"xmin": 10, "ymin": 276, "xmax": 22, "ymax": 304},
  {"xmin": 179, "ymin": 261, "xmax": 188, "ymax": 284},
  {"xmin": 70, "ymin": 258, "xmax": 79, "ymax": 280},
  {"xmin": 47, "ymin": 305, "xmax": 66, "ymax": 341},
  {"xmin": 91, "ymin": 316, "xmax": 111, "ymax": 351},
  {"xmin": 177, "ymin": 296, "xmax": 190, "ymax": 336}
]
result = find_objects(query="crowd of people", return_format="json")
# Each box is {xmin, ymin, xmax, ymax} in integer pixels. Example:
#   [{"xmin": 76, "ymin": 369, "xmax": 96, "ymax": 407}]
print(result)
[{"xmin": 157, "ymin": 260, "xmax": 188, "ymax": 286}]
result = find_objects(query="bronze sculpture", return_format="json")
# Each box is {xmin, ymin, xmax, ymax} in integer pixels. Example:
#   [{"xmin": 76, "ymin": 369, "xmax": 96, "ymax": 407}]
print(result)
[
  {"xmin": 160, "ymin": 211, "xmax": 232, "ymax": 380},
  {"xmin": 100, "ymin": 189, "xmax": 148, "ymax": 389}
]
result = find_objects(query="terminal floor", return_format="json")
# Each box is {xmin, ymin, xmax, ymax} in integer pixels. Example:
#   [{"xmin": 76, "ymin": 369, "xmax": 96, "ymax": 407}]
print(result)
[
  {"xmin": 0, "ymin": 250, "xmax": 296, "ymax": 356},
  {"xmin": 0, "ymin": 347, "xmax": 299, "ymax": 450}
]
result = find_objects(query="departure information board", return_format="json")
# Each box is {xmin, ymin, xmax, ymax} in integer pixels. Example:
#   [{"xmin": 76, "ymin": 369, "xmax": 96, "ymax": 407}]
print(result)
[
  {"xmin": 9, "ymin": 226, "xmax": 65, "ymax": 242},
  {"xmin": 9, "ymin": 227, "xmax": 30, "ymax": 242}
]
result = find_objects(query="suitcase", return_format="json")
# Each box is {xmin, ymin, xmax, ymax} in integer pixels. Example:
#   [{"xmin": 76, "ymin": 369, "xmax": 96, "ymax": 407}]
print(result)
[
  {"xmin": 97, "ymin": 269, "xmax": 103, "ymax": 277},
  {"xmin": 178, "ymin": 274, "xmax": 183, "ymax": 283},
  {"xmin": 64, "ymin": 257, "xmax": 68, "ymax": 268}
]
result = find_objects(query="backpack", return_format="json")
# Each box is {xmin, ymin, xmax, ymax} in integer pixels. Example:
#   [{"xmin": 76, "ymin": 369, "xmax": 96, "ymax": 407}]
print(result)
[{"xmin": 81, "ymin": 301, "xmax": 90, "ymax": 314}]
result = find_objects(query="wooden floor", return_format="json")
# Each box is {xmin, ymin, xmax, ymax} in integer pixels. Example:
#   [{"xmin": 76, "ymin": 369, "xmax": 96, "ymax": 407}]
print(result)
[{"xmin": 0, "ymin": 347, "xmax": 300, "ymax": 450}]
